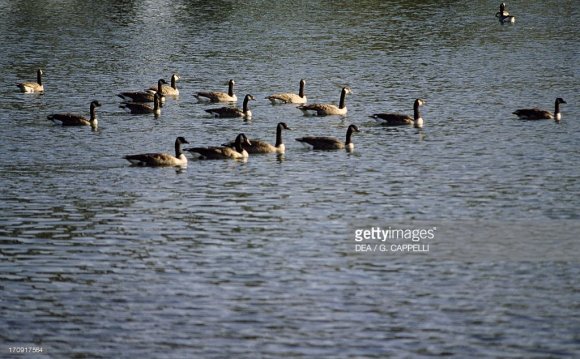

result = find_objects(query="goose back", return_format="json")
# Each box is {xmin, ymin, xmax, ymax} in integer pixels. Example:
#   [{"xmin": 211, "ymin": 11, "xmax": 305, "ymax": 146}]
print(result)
[{"xmin": 17, "ymin": 69, "xmax": 44, "ymax": 93}]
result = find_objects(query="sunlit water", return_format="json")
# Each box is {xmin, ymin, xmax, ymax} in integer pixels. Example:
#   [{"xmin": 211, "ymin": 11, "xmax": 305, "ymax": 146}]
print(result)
[{"xmin": 1, "ymin": 1, "xmax": 579, "ymax": 358}]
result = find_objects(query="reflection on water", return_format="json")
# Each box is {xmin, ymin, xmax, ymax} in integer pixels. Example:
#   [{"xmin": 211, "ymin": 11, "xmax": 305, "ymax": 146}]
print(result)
[{"xmin": 1, "ymin": 0, "xmax": 579, "ymax": 357}]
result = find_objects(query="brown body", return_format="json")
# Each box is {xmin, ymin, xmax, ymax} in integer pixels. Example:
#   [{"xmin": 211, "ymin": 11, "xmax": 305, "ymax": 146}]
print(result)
[
  {"xmin": 267, "ymin": 79, "xmax": 307, "ymax": 104},
  {"xmin": 48, "ymin": 100, "xmax": 101, "ymax": 127},
  {"xmin": 298, "ymin": 87, "xmax": 351, "ymax": 116},
  {"xmin": 195, "ymin": 79, "xmax": 237, "ymax": 102},
  {"xmin": 296, "ymin": 124, "xmax": 360, "ymax": 150},
  {"xmin": 187, "ymin": 134, "xmax": 251, "ymax": 160},
  {"xmin": 205, "ymin": 94, "xmax": 254, "ymax": 119},
  {"xmin": 17, "ymin": 69, "xmax": 44, "ymax": 93},
  {"xmin": 148, "ymin": 74, "xmax": 179, "ymax": 96},
  {"xmin": 223, "ymin": 122, "xmax": 291, "ymax": 154},
  {"xmin": 124, "ymin": 137, "xmax": 189, "ymax": 167}
]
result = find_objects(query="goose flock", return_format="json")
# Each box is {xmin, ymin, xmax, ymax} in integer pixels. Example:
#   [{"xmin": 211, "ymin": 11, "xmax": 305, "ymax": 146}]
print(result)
[{"xmin": 15, "ymin": 3, "xmax": 567, "ymax": 169}]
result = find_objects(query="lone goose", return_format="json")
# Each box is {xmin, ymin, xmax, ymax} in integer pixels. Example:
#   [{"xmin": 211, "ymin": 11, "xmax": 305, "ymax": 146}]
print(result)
[
  {"xmin": 118, "ymin": 79, "xmax": 167, "ymax": 103},
  {"xmin": 194, "ymin": 79, "xmax": 237, "ymax": 102},
  {"xmin": 296, "ymin": 124, "xmax": 360, "ymax": 150},
  {"xmin": 17, "ymin": 69, "xmax": 44, "ymax": 93},
  {"xmin": 205, "ymin": 94, "xmax": 255, "ymax": 119},
  {"xmin": 120, "ymin": 92, "xmax": 162, "ymax": 116},
  {"xmin": 223, "ymin": 122, "xmax": 292, "ymax": 154},
  {"xmin": 47, "ymin": 100, "xmax": 101, "ymax": 128},
  {"xmin": 371, "ymin": 99, "xmax": 426, "ymax": 128},
  {"xmin": 266, "ymin": 79, "xmax": 307, "ymax": 104},
  {"xmin": 298, "ymin": 87, "xmax": 351, "ymax": 116},
  {"xmin": 148, "ymin": 74, "xmax": 179, "ymax": 96},
  {"xmin": 496, "ymin": 3, "xmax": 515, "ymax": 23},
  {"xmin": 186, "ymin": 133, "xmax": 251, "ymax": 160},
  {"xmin": 124, "ymin": 137, "xmax": 189, "ymax": 167},
  {"xmin": 513, "ymin": 98, "xmax": 567, "ymax": 121}
]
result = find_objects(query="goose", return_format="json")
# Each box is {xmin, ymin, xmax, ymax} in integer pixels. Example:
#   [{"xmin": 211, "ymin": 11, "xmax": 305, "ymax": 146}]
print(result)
[
  {"xmin": 205, "ymin": 94, "xmax": 255, "ymax": 119},
  {"xmin": 124, "ymin": 137, "xmax": 189, "ymax": 167},
  {"xmin": 496, "ymin": 3, "xmax": 515, "ymax": 23},
  {"xmin": 298, "ymin": 87, "xmax": 351, "ymax": 116},
  {"xmin": 186, "ymin": 133, "xmax": 251, "ymax": 160},
  {"xmin": 266, "ymin": 79, "xmax": 307, "ymax": 104},
  {"xmin": 17, "ymin": 69, "xmax": 44, "ymax": 93},
  {"xmin": 296, "ymin": 124, "xmax": 360, "ymax": 150},
  {"xmin": 513, "ymin": 98, "xmax": 567, "ymax": 121},
  {"xmin": 148, "ymin": 74, "xmax": 179, "ymax": 96},
  {"xmin": 223, "ymin": 122, "xmax": 292, "ymax": 154},
  {"xmin": 47, "ymin": 100, "xmax": 101, "ymax": 128},
  {"xmin": 120, "ymin": 92, "xmax": 162, "ymax": 115},
  {"xmin": 194, "ymin": 79, "xmax": 237, "ymax": 102},
  {"xmin": 371, "ymin": 99, "xmax": 426, "ymax": 128},
  {"xmin": 118, "ymin": 79, "xmax": 167, "ymax": 103}
]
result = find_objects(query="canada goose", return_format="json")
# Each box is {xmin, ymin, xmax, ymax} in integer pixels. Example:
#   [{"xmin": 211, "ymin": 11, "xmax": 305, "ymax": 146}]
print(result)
[
  {"xmin": 17, "ymin": 69, "xmax": 44, "ymax": 93},
  {"xmin": 148, "ymin": 74, "xmax": 179, "ymax": 96},
  {"xmin": 124, "ymin": 137, "xmax": 189, "ymax": 167},
  {"xmin": 186, "ymin": 133, "xmax": 251, "ymax": 160},
  {"xmin": 371, "ymin": 99, "xmax": 426, "ymax": 128},
  {"xmin": 194, "ymin": 79, "xmax": 237, "ymax": 102},
  {"xmin": 120, "ymin": 92, "xmax": 162, "ymax": 116},
  {"xmin": 223, "ymin": 122, "xmax": 292, "ymax": 154},
  {"xmin": 47, "ymin": 100, "xmax": 101, "ymax": 128},
  {"xmin": 298, "ymin": 87, "xmax": 351, "ymax": 116},
  {"xmin": 119, "ymin": 79, "xmax": 167, "ymax": 103},
  {"xmin": 205, "ymin": 94, "xmax": 255, "ymax": 119},
  {"xmin": 496, "ymin": 3, "xmax": 515, "ymax": 23},
  {"xmin": 267, "ymin": 79, "xmax": 307, "ymax": 104},
  {"xmin": 513, "ymin": 98, "xmax": 567, "ymax": 121},
  {"xmin": 296, "ymin": 124, "xmax": 360, "ymax": 150}
]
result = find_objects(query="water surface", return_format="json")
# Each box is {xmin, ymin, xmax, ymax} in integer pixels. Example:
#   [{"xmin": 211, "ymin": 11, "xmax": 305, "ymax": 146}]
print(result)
[{"xmin": 0, "ymin": 1, "xmax": 579, "ymax": 358}]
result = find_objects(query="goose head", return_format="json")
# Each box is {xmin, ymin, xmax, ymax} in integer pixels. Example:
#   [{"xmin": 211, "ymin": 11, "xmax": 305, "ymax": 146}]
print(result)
[
  {"xmin": 277, "ymin": 122, "xmax": 292, "ymax": 131},
  {"xmin": 555, "ymin": 98, "xmax": 567, "ymax": 105},
  {"xmin": 175, "ymin": 136, "xmax": 189, "ymax": 156},
  {"xmin": 347, "ymin": 124, "xmax": 361, "ymax": 136},
  {"xmin": 234, "ymin": 133, "xmax": 252, "ymax": 153},
  {"xmin": 90, "ymin": 100, "xmax": 102, "ymax": 110}
]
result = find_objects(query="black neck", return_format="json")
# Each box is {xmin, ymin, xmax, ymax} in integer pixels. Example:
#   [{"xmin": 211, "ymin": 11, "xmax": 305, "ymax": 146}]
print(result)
[
  {"xmin": 171, "ymin": 76, "xmax": 177, "ymax": 89},
  {"xmin": 175, "ymin": 140, "xmax": 182, "ymax": 157},
  {"xmin": 154, "ymin": 96, "xmax": 160, "ymax": 110},
  {"xmin": 339, "ymin": 89, "xmax": 347, "ymax": 109},
  {"xmin": 345, "ymin": 127, "xmax": 354, "ymax": 145},
  {"xmin": 555, "ymin": 100, "xmax": 560, "ymax": 114},
  {"xmin": 243, "ymin": 97, "xmax": 250, "ymax": 112},
  {"xmin": 234, "ymin": 136, "xmax": 244, "ymax": 153},
  {"xmin": 37, "ymin": 70, "xmax": 42, "ymax": 85},
  {"xmin": 299, "ymin": 81, "xmax": 305, "ymax": 98},
  {"xmin": 158, "ymin": 80, "xmax": 164, "ymax": 93},
  {"xmin": 228, "ymin": 82, "xmax": 234, "ymax": 96},
  {"xmin": 414, "ymin": 101, "xmax": 421, "ymax": 120},
  {"xmin": 90, "ymin": 104, "xmax": 97, "ymax": 120},
  {"xmin": 275, "ymin": 124, "xmax": 284, "ymax": 147}
]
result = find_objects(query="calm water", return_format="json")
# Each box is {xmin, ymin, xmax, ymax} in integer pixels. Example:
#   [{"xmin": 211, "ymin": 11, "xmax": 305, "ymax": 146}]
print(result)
[{"xmin": 1, "ymin": 0, "xmax": 579, "ymax": 358}]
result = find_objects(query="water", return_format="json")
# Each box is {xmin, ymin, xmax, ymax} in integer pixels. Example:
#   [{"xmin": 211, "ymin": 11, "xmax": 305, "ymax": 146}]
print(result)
[{"xmin": 1, "ymin": 0, "xmax": 579, "ymax": 357}]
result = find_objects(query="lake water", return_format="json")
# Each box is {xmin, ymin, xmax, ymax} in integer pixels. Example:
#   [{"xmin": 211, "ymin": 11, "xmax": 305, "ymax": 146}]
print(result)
[{"xmin": 1, "ymin": 0, "xmax": 579, "ymax": 358}]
